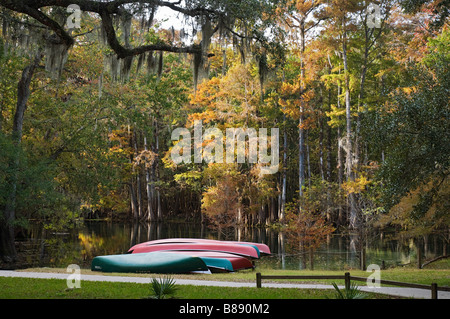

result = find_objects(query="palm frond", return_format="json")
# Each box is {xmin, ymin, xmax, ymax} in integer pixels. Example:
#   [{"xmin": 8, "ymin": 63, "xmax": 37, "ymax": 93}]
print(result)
[
  {"xmin": 331, "ymin": 282, "xmax": 368, "ymax": 299},
  {"xmin": 149, "ymin": 275, "xmax": 178, "ymax": 299}
]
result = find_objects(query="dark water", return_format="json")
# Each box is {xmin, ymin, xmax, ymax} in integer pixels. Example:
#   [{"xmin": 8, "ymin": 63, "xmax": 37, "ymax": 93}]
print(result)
[{"xmin": 15, "ymin": 221, "xmax": 447, "ymax": 271}]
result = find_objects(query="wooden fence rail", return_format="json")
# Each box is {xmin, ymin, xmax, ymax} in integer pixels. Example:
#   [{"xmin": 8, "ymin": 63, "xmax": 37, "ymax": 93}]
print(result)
[{"xmin": 255, "ymin": 272, "xmax": 450, "ymax": 299}]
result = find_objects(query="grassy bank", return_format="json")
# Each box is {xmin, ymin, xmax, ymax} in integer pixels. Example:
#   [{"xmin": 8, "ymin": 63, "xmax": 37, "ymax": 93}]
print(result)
[
  {"xmin": 20, "ymin": 258, "xmax": 450, "ymax": 287},
  {"xmin": 0, "ymin": 276, "xmax": 399, "ymax": 299},
  {"xmin": 0, "ymin": 260, "xmax": 446, "ymax": 299}
]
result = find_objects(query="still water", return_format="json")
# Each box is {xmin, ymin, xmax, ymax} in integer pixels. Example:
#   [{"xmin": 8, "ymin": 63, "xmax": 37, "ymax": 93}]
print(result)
[{"xmin": 16, "ymin": 221, "xmax": 446, "ymax": 271}]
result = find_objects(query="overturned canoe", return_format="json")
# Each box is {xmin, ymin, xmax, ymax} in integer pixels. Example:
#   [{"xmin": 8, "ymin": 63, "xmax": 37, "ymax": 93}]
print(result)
[
  {"xmin": 165, "ymin": 251, "xmax": 254, "ymax": 271},
  {"xmin": 130, "ymin": 238, "xmax": 271, "ymax": 255},
  {"xmin": 196, "ymin": 256, "xmax": 234, "ymax": 272},
  {"xmin": 129, "ymin": 242, "xmax": 260, "ymax": 259},
  {"xmin": 91, "ymin": 251, "xmax": 208, "ymax": 273}
]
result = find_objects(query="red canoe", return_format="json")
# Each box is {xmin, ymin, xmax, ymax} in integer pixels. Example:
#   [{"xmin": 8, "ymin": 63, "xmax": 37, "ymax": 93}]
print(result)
[
  {"xmin": 163, "ymin": 251, "xmax": 254, "ymax": 271},
  {"xmin": 129, "ymin": 242, "xmax": 260, "ymax": 259},
  {"xmin": 131, "ymin": 238, "xmax": 271, "ymax": 255}
]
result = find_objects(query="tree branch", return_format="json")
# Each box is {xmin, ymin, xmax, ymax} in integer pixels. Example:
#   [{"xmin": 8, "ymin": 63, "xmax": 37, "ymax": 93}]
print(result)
[
  {"xmin": 1, "ymin": 0, "xmax": 212, "ymax": 58},
  {"xmin": 99, "ymin": 9, "xmax": 201, "ymax": 59},
  {"xmin": 1, "ymin": 0, "xmax": 74, "ymax": 46}
]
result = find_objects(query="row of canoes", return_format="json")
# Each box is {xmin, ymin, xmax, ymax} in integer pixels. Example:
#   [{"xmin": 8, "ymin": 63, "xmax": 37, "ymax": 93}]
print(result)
[{"xmin": 91, "ymin": 238, "xmax": 270, "ymax": 274}]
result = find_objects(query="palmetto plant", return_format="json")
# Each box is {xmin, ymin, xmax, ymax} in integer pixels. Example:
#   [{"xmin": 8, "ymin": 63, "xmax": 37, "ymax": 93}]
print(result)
[
  {"xmin": 331, "ymin": 282, "xmax": 368, "ymax": 299},
  {"xmin": 149, "ymin": 276, "xmax": 178, "ymax": 299}
]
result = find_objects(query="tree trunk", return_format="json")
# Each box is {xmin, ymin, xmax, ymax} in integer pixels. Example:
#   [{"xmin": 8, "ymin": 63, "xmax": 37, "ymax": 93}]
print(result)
[
  {"xmin": 129, "ymin": 182, "xmax": 139, "ymax": 220},
  {"xmin": 342, "ymin": 25, "xmax": 357, "ymax": 229},
  {"xmin": 134, "ymin": 132, "xmax": 143, "ymax": 219},
  {"xmin": 355, "ymin": 27, "xmax": 369, "ymax": 174},
  {"xmin": 318, "ymin": 88, "xmax": 325, "ymax": 181},
  {"xmin": 280, "ymin": 123, "xmax": 287, "ymax": 221},
  {"xmin": 154, "ymin": 120, "xmax": 162, "ymax": 221},
  {"xmin": 0, "ymin": 53, "xmax": 41, "ymax": 263},
  {"xmin": 298, "ymin": 23, "xmax": 306, "ymax": 202},
  {"xmin": 280, "ymin": 73, "xmax": 287, "ymax": 222},
  {"xmin": 336, "ymin": 64, "xmax": 344, "ymax": 225},
  {"xmin": 144, "ymin": 136, "xmax": 156, "ymax": 222},
  {"xmin": 128, "ymin": 126, "xmax": 139, "ymax": 220}
]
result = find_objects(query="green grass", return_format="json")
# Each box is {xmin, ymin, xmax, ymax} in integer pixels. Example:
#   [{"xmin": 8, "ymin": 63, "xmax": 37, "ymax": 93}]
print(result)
[
  {"xmin": 19, "ymin": 262, "xmax": 450, "ymax": 287},
  {"xmin": 0, "ymin": 277, "xmax": 396, "ymax": 299},
  {"xmin": 3, "ymin": 262, "xmax": 447, "ymax": 299}
]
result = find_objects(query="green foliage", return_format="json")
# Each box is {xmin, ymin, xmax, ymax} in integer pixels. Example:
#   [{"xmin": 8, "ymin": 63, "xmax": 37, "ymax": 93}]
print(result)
[
  {"xmin": 331, "ymin": 282, "xmax": 368, "ymax": 299},
  {"xmin": 374, "ymin": 29, "xmax": 450, "ymax": 230},
  {"xmin": 149, "ymin": 276, "xmax": 178, "ymax": 299},
  {"xmin": 0, "ymin": 0, "xmax": 448, "ymax": 237},
  {"xmin": 0, "ymin": 132, "xmax": 73, "ymax": 229}
]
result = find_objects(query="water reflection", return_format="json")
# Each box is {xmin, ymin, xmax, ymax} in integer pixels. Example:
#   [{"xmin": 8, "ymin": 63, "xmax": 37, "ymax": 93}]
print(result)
[{"xmin": 15, "ymin": 221, "xmax": 447, "ymax": 271}]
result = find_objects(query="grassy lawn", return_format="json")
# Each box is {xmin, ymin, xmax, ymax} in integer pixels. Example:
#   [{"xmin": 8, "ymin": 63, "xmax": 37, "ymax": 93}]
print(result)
[
  {"xmin": 1, "ymin": 258, "xmax": 446, "ymax": 299},
  {"xmin": 19, "ymin": 258, "xmax": 450, "ymax": 287},
  {"xmin": 0, "ymin": 276, "xmax": 398, "ymax": 299}
]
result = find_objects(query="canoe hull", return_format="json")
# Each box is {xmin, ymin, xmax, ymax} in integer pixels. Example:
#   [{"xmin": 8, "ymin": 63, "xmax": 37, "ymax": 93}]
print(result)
[
  {"xmin": 129, "ymin": 242, "xmax": 260, "ymax": 259},
  {"xmin": 91, "ymin": 252, "xmax": 208, "ymax": 273},
  {"xmin": 131, "ymin": 238, "xmax": 271, "ymax": 255},
  {"xmin": 164, "ymin": 251, "xmax": 254, "ymax": 271}
]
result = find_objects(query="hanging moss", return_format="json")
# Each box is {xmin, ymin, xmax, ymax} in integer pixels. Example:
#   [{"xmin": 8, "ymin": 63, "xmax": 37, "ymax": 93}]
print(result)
[
  {"xmin": 201, "ymin": 17, "xmax": 213, "ymax": 53},
  {"xmin": 44, "ymin": 41, "xmax": 70, "ymax": 79},
  {"xmin": 120, "ymin": 55, "xmax": 134, "ymax": 82},
  {"xmin": 98, "ymin": 21, "xmax": 108, "ymax": 46},
  {"xmin": 193, "ymin": 16, "xmax": 213, "ymax": 91},
  {"xmin": 136, "ymin": 52, "xmax": 146, "ymax": 73},
  {"xmin": 109, "ymin": 54, "xmax": 120, "ymax": 81},
  {"xmin": 147, "ymin": 51, "xmax": 156, "ymax": 74},
  {"xmin": 157, "ymin": 50, "xmax": 163, "ymax": 81},
  {"xmin": 193, "ymin": 49, "xmax": 202, "ymax": 91},
  {"xmin": 121, "ymin": 13, "xmax": 132, "ymax": 48},
  {"xmin": 257, "ymin": 52, "xmax": 268, "ymax": 92}
]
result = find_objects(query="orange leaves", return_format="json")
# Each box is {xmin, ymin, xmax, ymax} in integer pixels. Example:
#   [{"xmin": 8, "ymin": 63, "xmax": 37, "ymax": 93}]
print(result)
[
  {"xmin": 284, "ymin": 208, "xmax": 335, "ymax": 252},
  {"xmin": 107, "ymin": 129, "xmax": 133, "ymax": 157},
  {"xmin": 188, "ymin": 64, "xmax": 262, "ymax": 126},
  {"xmin": 201, "ymin": 163, "xmax": 242, "ymax": 224},
  {"xmin": 134, "ymin": 149, "xmax": 157, "ymax": 169},
  {"xmin": 278, "ymin": 78, "xmax": 317, "ymax": 129}
]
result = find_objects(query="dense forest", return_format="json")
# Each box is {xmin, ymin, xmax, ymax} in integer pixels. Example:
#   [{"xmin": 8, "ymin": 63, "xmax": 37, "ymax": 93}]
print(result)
[{"xmin": 0, "ymin": 0, "xmax": 448, "ymax": 263}]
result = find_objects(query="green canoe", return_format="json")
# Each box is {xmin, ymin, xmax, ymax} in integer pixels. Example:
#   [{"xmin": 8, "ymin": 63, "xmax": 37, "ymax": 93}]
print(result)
[
  {"xmin": 196, "ymin": 257, "xmax": 234, "ymax": 272},
  {"xmin": 91, "ymin": 252, "xmax": 209, "ymax": 273}
]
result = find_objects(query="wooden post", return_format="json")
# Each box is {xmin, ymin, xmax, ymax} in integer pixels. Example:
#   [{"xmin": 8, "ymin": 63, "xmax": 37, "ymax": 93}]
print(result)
[
  {"xmin": 431, "ymin": 283, "xmax": 438, "ymax": 299},
  {"xmin": 345, "ymin": 272, "xmax": 351, "ymax": 290},
  {"xmin": 256, "ymin": 272, "xmax": 262, "ymax": 288}
]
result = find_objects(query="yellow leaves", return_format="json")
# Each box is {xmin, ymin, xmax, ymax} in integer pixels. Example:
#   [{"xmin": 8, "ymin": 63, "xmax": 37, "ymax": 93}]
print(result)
[
  {"xmin": 201, "ymin": 165, "xmax": 241, "ymax": 221},
  {"xmin": 400, "ymin": 86, "xmax": 418, "ymax": 96},
  {"xmin": 326, "ymin": 105, "xmax": 346, "ymax": 127},
  {"xmin": 78, "ymin": 233, "xmax": 104, "ymax": 258},
  {"xmin": 187, "ymin": 109, "xmax": 217, "ymax": 126},
  {"xmin": 342, "ymin": 175, "xmax": 371, "ymax": 195},
  {"xmin": 188, "ymin": 63, "xmax": 262, "ymax": 126}
]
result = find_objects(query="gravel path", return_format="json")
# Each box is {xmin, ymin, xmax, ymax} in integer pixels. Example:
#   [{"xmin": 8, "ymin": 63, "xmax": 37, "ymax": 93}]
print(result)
[{"xmin": 1, "ymin": 270, "xmax": 448, "ymax": 299}]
